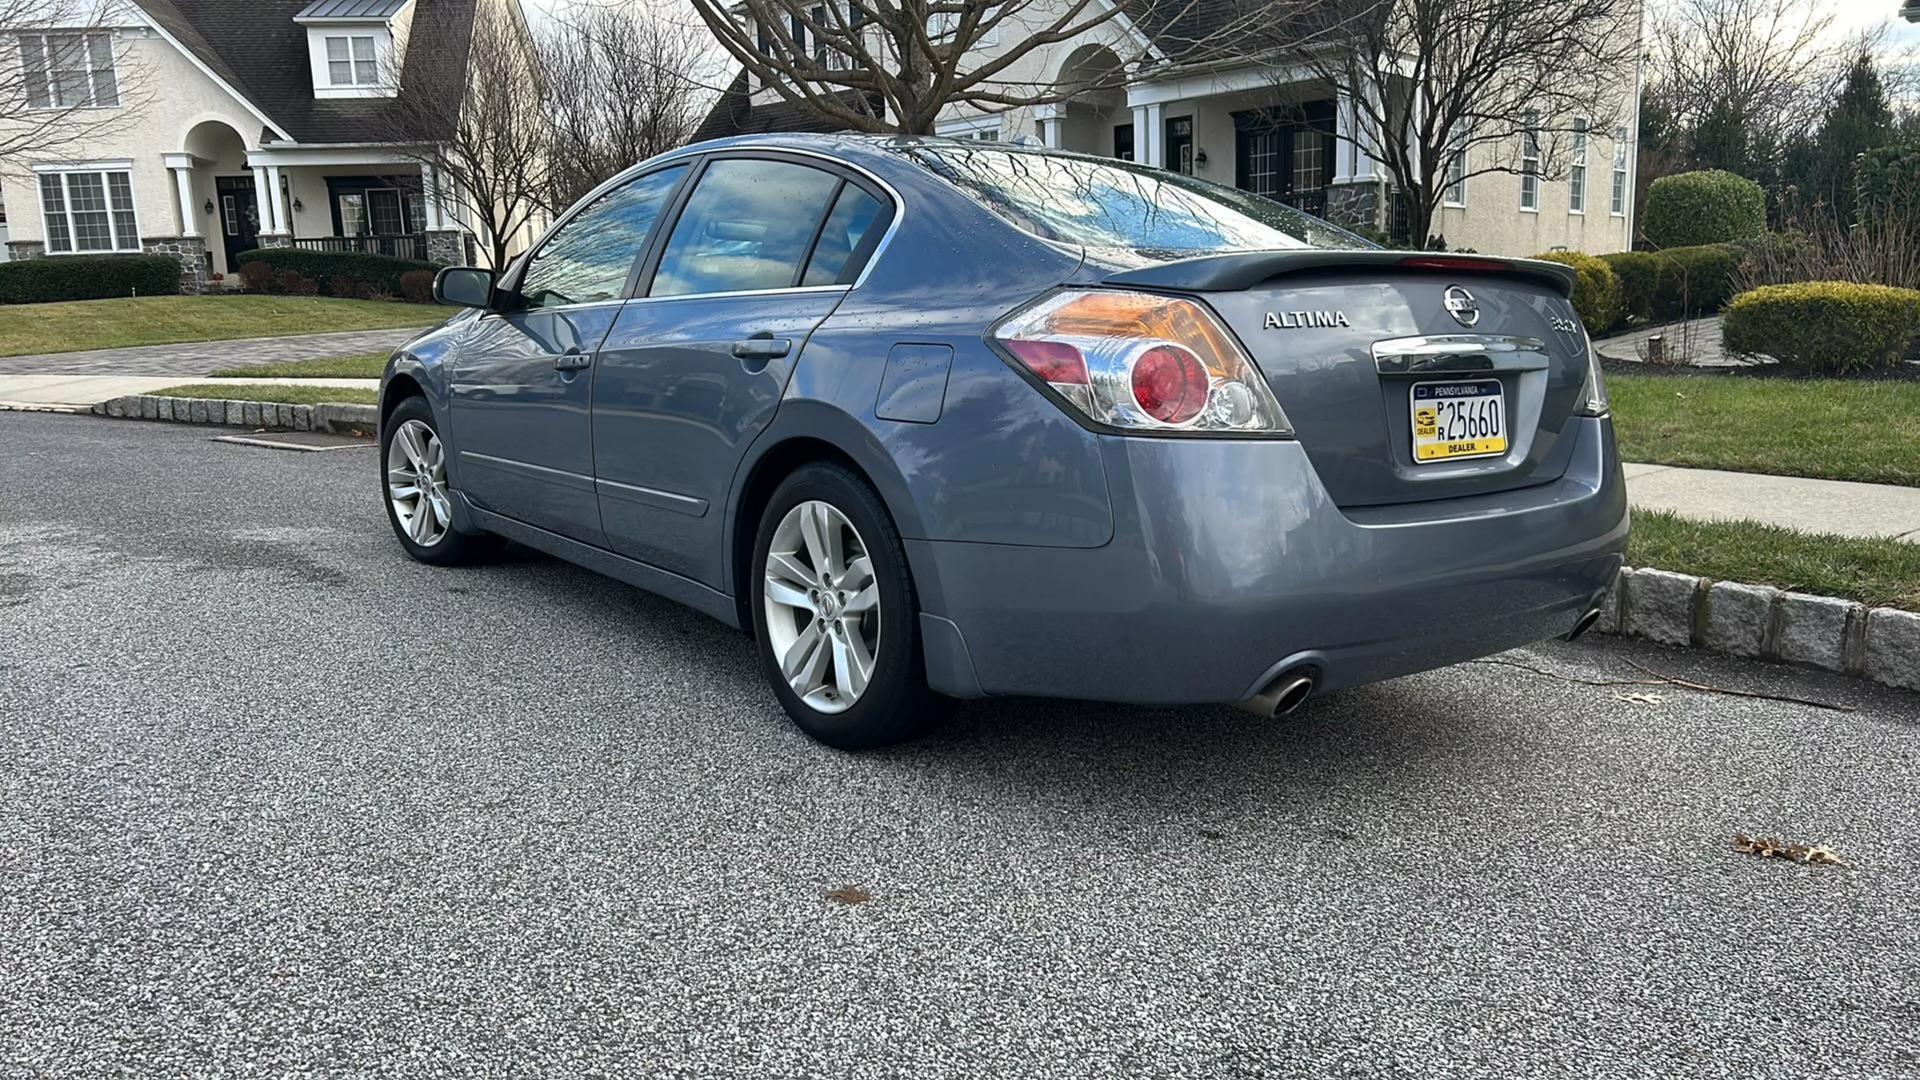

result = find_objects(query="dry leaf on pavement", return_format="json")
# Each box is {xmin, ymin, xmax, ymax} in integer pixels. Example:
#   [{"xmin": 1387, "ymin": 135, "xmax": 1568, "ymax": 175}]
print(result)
[
  {"xmin": 1732, "ymin": 834, "xmax": 1853, "ymax": 868},
  {"xmin": 825, "ymin": 884, "xmax": 874, "ymax": 905}
]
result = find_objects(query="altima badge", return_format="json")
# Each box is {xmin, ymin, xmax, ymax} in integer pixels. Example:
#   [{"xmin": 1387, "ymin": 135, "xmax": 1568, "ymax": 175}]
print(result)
[{"xmin": 1264, "ymin": 310, "xmax": 1352, "ymax": 329}]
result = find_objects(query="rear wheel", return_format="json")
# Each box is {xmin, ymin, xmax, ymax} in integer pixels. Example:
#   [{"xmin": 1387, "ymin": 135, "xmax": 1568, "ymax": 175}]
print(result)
[
  {"xmin": 381, "ymin": 395, "xmax": 497, "ymax": 566},
  {"xmin": 751, "ymin": 463, "xmax": 943, "ymax": 749}
]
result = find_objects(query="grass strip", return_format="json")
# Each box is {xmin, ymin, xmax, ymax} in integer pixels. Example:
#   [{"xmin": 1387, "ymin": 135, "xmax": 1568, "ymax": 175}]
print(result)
[
  {"xmin": 0, "ymin": 296, "xmax": 437, "ymax": 357},
  {"xmin": 1609, "ymin": 373, "xmax": 1920, "ymax": 488},
  {"xmin": 1628, "ymin": 509, "xmax": 1920, "ymax": 612},
  {"xmin": 152, "ymin": 383, "xmax": 378, "ymax": 407},
  {"xmin": 210, "ymin": 352, "xmax": 388, "ymax": 379}
]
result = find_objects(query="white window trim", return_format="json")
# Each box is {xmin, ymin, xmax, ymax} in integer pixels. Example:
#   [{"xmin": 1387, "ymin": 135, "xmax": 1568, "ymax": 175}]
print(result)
[
  {"xmin": 324, "ymin": 34, "xmax": 379, "ymax": 86},
  {"xmin": 1519, "ymin": 113, "xmax": 1541, "ymax": 213},
  {"xmin": 35, "ymin": 163, "xmax": 142, "ymax": 255},
  {"xmin": 17, "ymin": 31, "xmax": 121, "ymax": 111},
  {"xmin": 1442, "ymin": 119, "xmax": 1468, "ymax": 208},
  {"xmin": 1568, "ymin": 117, "xmax": 1589, "ymax": 216},
  {"xmin": 1610, "ymin": 126, "xmax": 1630, "ymax": 218},
  {"xmin": 935, "ymin": 114, "xmax": 1004, "ymax": 141}
]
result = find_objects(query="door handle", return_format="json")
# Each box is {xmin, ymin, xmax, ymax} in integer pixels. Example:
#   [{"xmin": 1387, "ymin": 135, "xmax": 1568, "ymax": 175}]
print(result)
[
  {"xmin": 730, "ymin": 336, "xmax": 792, "ymax": 361},
  {"xmin": 553, "ymin": 349, "xmax": 590, "ymax": 372}
]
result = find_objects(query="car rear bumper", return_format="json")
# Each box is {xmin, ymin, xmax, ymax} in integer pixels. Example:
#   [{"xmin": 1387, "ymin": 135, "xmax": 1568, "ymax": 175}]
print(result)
[{"xmin": 908, "ymin": 416, "xmax": 1628, "ymax": 705}]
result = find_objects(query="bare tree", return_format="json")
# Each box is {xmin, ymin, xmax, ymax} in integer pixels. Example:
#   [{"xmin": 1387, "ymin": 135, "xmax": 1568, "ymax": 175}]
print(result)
[
  {"xmin": 538, "ymin": 2, "xmax": 707, "ymax": 209},
  {"xmin": 1645, "ymin": 0, "xmax": 1842, "ymax": 180},
  {"xmin": 0, "ymin": 0, "xmax": 147, "ymax": 162},
  {"xmin": 686, "ymin": 0, "xmax": 1261, "ymax": 136},
  {"xmin": 380, "ymin": 0, "xmax": 548, "ymax": 269},
  {"xmin": 1242, "ymin": 0, "xmax": 1641, "ymax": 249}
]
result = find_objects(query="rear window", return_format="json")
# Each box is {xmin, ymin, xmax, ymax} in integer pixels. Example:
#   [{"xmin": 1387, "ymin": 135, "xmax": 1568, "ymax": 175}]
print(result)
[{"xmin": 895, "ymin": 143, "xmax": 1372, "ymax": 255}]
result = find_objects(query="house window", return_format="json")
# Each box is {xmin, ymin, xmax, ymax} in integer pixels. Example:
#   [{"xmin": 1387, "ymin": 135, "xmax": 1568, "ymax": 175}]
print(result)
[
  {"xmin": 1520, "ymin": 112, "xmax": 1540, "ymax": 212},
  {"xmin": 18, "ymin": 33, "xmax": 119, "ymax": 108},
  {"xmin": 1611, "ymin": 127, "xmax": 1629, "ymax": 216},
  {"xmin": 1290, "ymin": 129, "xmax": 1325, "ymax": 195},
  {"xmin": 1569, "ymin": 118, "xmax": 1588, "ymax": 214},
  {"xmin": 1443, "ymin": 119, "xmax": 1468, "ymax": 206},
  {"xmin": 325, "ymin": 35, "xmax": 377, "ymax": 86},
  {"xmin": 38, "ymin": 169, "xmax": 139, "ymax": 253},
  {"xmin": 338, "ymin": 192, "xmax": 367, "ymax": 236},
  {"xmin": 1114, "ymin": 124, "xmax": 1134, "ymax": 162}
]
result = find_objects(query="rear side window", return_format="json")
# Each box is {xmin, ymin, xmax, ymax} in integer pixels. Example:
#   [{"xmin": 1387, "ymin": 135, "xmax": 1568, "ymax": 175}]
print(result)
[
  {"xmin": 518, "ymin": 164, "xmax": 687, "ymax": 310},
  {"xmin": 801, "ymin": 184, "xmax": 886, "ymax": 286},
  {"xmin": 650, "ymin": 159, "xmax": 841, "ymax": 297},
  {"xmin": 896, "ymin": 144, "xmax": 1370, "ymax": 254}
]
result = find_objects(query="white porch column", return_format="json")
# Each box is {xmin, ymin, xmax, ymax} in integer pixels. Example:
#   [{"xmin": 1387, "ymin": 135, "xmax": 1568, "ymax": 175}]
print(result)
[
  {"xmin": 251, "ymin": 166, "xmax": 277, "ymax": 234},
  {"xmin": 162, "ymin": 152, "xmax": 199, "ymax": 238},
  {"xmin": 421, "ymin": 161, "xmax": 446, "ymax": 231},
  {"xmin": 266, "ymin": 165, "xmax": 290, "ymax": 237},
  {"xmin": 1033, "ymin": 104, "xmax": 1064, "ymax": 149},
  {"xmin": 1130, "ymin": 103, "xmax": 1165, "ymax": 168}
]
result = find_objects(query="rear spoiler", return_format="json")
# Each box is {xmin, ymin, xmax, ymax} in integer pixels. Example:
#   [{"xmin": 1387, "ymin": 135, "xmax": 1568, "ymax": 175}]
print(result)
[{"xmin": 1102, "ymin": 251, "xmax": 1577, "ymax": 298}]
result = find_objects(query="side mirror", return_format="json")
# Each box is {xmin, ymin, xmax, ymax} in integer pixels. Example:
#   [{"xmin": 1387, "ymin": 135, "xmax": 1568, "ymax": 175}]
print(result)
[{"xmin": 434, "ymin": 267, "xmax": 496, "ymax": 310}]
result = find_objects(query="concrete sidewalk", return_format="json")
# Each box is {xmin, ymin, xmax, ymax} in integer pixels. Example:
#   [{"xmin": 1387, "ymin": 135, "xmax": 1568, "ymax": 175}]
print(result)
[
  {"xmin": 1626, "ymin": 462, "xmax": 1920, "ymax": 542},
  {"xmin": 0, "ymin": 326, "xmax": 424, "ymax": 376},
  {"xmin": 0, "ymin": 375, "xmax": 378, "ymax": 411}
]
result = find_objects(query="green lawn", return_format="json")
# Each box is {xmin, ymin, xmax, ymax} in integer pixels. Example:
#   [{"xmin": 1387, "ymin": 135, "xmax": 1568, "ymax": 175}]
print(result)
[
  {"xmin": 1610, "ymin": 373, "xmax": 1920, "ymax": 487},
  {"xmin": 210, "ymin": 352, "xmax": 388, "ymax": 379},
  {"xmin": 154, "ymin": 383, "xmax": 378, "ymax": 407},
  {"xmin": 1629, "ymin": 510, "xmax": 1920, "ymax": 612},
  {"xmin": 0, "ymin": 296, "xmax": 439, "ymax": 357}
]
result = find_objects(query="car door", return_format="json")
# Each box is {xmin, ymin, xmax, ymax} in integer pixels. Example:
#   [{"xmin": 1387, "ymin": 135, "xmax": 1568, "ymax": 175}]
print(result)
[
  {"xmin": 591, "ymin": 155, "xmax": 892, "ymax": 586},
  {"xmin": 448, "ymin": 163, "xmax": 690, "ymax": 547}
]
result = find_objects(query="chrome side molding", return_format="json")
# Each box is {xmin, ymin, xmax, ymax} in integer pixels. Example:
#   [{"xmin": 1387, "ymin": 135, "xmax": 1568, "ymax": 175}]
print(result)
[{"xmin": 1372, "ymin": 334, "xmax": 1551, "ymax": 375}]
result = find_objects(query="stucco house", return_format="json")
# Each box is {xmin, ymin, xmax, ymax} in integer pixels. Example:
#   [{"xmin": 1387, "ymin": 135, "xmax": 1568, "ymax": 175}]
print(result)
[
  {"xmin": 693, "ymin": 2, "xmax": 1645, "ymax": 256},
  {"xmin": 1, "ymin": 0, "xmax": 535, "ymax": 289}
]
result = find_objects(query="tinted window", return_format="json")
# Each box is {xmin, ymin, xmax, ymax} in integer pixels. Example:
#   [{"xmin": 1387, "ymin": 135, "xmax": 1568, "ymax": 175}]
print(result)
[
  {"xmin": 519, "ymin": 165, "xmax": 687, "ymax": 310},
  {"xmin": 650, "ymin": 159, "xmax": 841, "ymax": 297},
  {"xmin": 895, "ymin": 144, "xmax": 1370, "ymax": 254},
  {"xmin": 801, "ymin": 185, "xmax": 886, "ymax": 286}
]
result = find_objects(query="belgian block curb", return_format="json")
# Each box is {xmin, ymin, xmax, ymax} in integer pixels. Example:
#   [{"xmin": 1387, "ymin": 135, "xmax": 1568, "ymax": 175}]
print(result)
[
  {"xmin": 91, "ymin": 395, "xmax": 377, "ymax": 436},
  {"xmin": 1599, "ymin": 567, "xmax": 1919, "ymax": 692}
]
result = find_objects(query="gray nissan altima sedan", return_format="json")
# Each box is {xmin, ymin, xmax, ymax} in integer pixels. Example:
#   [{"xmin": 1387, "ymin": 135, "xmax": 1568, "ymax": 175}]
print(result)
[{"xmin": 379, "ymin": 133, "xmax": 1628, "ymax": 749}]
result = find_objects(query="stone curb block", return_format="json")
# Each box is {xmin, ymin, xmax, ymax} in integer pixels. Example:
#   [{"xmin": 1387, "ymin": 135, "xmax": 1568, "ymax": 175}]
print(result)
[
  {"xmin": 1598, "ymin": 565, "xmax": 1915, "ymax": 694},
  {"xmin": 89, "ymin": 394, "xmax": 376, "ymax": 435}
]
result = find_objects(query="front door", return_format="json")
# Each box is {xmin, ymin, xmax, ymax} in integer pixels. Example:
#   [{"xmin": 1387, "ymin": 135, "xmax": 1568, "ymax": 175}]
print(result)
[
  {"xmin": 1165, "ymin": 116, "xmax": 1194, "ymax": 175},
  {"xmin": 592, "ymin": 155, "xmax": 891, "ymax": 588},
  {"xmin": 215, "ymin": 176, "xmax": 258, "ymax": 273},
  {"xmin": 447, "ymin": 162, "xmax": 692, "ymax": 547}
]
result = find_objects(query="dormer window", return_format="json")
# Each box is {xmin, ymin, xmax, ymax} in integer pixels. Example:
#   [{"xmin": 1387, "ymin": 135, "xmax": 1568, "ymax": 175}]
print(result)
[{"xmin": 325, "ymin": 34, "xmax": 377, "ymax": 86}]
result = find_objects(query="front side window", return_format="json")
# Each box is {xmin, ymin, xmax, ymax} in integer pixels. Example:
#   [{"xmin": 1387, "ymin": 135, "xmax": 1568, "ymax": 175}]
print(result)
[
  {"xmin": 897, "ymin": 144, "xmax": 1371, "ymax": 253},
  {"xmin": 518, "ymin": 164, "xmax": 689, "ymax": 310},
  {"xmin": 39, "ymin": 169, "xmax": 138, "ymax": 253},
  {"xmin": 650, "ymin": 159, "xmax": 844, "ymax": 297},
  {"xmin": 19, "ymin": 33, "xmax": 119, "ymax": 108},
  {"xmin": 326, "ymin": 35, "xmax": 378, "ymax": 86}
]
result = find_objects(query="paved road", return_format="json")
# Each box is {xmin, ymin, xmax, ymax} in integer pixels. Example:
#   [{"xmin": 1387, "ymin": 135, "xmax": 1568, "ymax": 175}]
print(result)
[
  {"xmin": 0, "ymin": 327, "xmax": 428, "ymax": 376},
  {"xmin": 3, "ymin": 412, "xmax": 1917, "ymax": 1079}
]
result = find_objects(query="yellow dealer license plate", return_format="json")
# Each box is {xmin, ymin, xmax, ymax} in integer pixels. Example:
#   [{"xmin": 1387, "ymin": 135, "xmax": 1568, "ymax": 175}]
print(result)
[{"xmin": 1411, "ymin": 379, "xmax": 1508, "ymax": 463}]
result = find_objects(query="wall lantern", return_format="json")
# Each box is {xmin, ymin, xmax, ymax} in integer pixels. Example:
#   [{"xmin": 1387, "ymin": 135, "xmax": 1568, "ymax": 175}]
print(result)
[{"xmin": 203, "ymin": 198, "xmax": 215, "ymax": 215}]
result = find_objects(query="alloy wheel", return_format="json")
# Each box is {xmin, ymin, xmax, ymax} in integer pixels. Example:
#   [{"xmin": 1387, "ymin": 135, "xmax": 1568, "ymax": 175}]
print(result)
[
  {"xmin": 387, "ymin": 418, "xmax": 451, "ymax": 548},
  {"xmin": 762, "ymin": 500, "xmax": 881, "ymax": 714}
]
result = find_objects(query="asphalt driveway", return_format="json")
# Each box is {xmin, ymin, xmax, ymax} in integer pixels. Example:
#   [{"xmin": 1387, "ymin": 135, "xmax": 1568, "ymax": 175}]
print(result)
[{"xmin": 2, "ymin": 412, "xmax": 1917, "ymax": 1079}]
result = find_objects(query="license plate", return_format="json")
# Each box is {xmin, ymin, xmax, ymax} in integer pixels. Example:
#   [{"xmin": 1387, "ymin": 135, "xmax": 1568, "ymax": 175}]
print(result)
[{"xmin": 1411, "ymin": 380, "xmax": 1507, "ymax": 463}]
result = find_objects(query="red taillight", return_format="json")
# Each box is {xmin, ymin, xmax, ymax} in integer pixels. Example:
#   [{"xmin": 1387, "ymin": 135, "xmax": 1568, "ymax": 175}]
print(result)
[
  {"xmin": 1397, "ymin": 256, "xmax": 1514, "ymax": 274},
  {"xmin": 1005, "ymin": 338, "xmax": 1088, "ymax": 385},
  {"xmin": 1130, "ymin": 345, "xmax": 1209, "ymax": 425}
]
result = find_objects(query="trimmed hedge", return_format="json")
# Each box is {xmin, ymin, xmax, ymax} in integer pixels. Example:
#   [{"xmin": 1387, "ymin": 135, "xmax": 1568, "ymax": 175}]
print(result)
[
  {"xmin": 1642, "ymin": 170, "xmax": 1767, "ymax": 248},
  {"xmin": 1531, "ymin": 251, "xmax": 1622, "ymax": 335},
  {"xmin": 1600, "ymin": 243, "xmax": 1745, "ymax": 325},
  {"xmin": 1723, "ymin": 282, "xmax": 1920, "ymax": 374},
  {"xmin": 232, "ymin": 247, "xmax": 441, "ymax": 302},
  {"xmin": 0, "ymin": 254, "xmax": 183, "ymax": 304}
]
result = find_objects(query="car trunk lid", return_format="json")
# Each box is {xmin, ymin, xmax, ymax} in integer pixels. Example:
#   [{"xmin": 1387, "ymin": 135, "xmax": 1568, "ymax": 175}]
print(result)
[{"xmin": 1103, "ymin": 253, "xmax": 1593, "ymax": 508}]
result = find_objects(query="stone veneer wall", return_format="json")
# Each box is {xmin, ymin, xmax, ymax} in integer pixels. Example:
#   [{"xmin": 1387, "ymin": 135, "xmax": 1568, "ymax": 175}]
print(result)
[
  {"xmin": 1326, "ymin": 180, "xmax": 1385, "ymax": 233},
  {"xmin": 141, "ymin": 236, "xmax": 211, "ymax": 294},
  {"xmin": 6, "ymin": 240, "xmax": 46, "ymax": 261},
  {"xmin": 425, "ymin": 229, "xmax": 469, "ymax": 266}
]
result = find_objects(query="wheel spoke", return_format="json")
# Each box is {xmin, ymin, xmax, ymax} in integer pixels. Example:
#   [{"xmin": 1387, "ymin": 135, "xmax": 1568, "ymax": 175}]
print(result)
[
  {"xmin": 842, "ymin": 582, "xmax": 879, "ymax": 614},
  {"xmin": 399, "ymin": 425, "xmax": 428, "ymax": 470},
  {"xmin": 840, "ymin": 555, "xmax": 873, "ymax": 592},
  {"xmin": 833, "ymin": 626, "xmax": 871, "ymax": 699},
  {"xmin": 389, "ymin": 483, "xmax": 421, "ymax": 501},
  {"xmin": 819, "ymin": 504, "xmax": 847, "ymax": 578},
  {"xmin": 408, "ymin": 498, "xmax": 432, "ymax": 541},
  {"xmin": 781, "ymin": 621, "xmax": 824, "ymax": 679},
  {"xmin": 799, "ymin": 505, "xmax": 830, "ymax": 578},
  {"xmin": 425, "ymin": 489, "xmax": 450, "ymax": 526},
  {"xmin": 764, "ymin": 576, "xmax": 810, "ymax": 610}
]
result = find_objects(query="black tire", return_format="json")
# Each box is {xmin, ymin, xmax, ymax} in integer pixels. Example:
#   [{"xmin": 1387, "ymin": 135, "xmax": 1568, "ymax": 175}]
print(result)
[
  {"xmin": 380, "ymin": 395, "xmax": 499, "ymax": 566},
  {"xmin": 750, "ymin": 462, "xmax": 946, "ymax": 750}
]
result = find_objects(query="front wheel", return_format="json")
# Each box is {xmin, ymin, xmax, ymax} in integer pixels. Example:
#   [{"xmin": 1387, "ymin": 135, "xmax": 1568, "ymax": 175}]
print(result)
[
  {"xmin": 751, "ymin": 463, "xmax": 944, "ymax": 749},
  {"xmin": 381, "ymin": 395, "xmax": 497, "ymax": 566}
]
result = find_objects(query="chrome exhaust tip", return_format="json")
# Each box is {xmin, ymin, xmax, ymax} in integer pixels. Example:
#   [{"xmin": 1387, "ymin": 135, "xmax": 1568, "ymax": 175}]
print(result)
[
  {"xmin": 1565, "ymin": 607, "xmax": 1604, "ymax": 642},
  {"xmin": 1235, "ymin": 669, "xmax": 1317, "ymax": 718}
]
